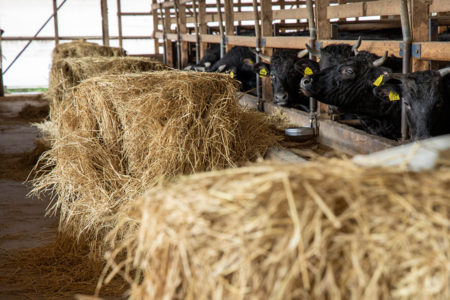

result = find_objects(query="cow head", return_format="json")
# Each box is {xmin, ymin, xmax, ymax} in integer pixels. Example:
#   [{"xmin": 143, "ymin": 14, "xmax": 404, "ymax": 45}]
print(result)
[
  {"xmin": 300, "ymin": 52, "xmax": 391, "ymax": 112},
  {"xmin": 247, "ymin": 49, "xmax": 319, "ymax": 107},
  {"xmin": 305, "ymin": 37, "xmax": 361, "ymax": 70},
  {"xmin": 373, "ymin": 67, "xmax": 450, "ymax": 140}
]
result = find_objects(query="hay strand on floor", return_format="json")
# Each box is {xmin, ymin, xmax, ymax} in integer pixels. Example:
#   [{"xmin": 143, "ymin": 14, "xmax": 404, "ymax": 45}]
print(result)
[{"xmin": 102, "ymin": 159, "xmax": 450, "ymax": 300}]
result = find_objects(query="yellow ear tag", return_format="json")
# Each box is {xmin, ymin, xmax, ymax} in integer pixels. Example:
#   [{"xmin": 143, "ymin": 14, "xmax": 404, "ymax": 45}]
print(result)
[
  {"xmin": 304, "ymin": 67, "xmax": 314, "ymax": 76},
  {"xmin": 259, "ymin": 68, "xmax": 268, "ymax": 78},
  {"xmin": 248, "ymin": 59, "xmax": 254, "ymax": 64},
  {"xmin": 373, "ymin": 75, "xmax": 384, "ymax": 87},
  {"xmin": 230, "ymin": 71, "xmax": 235, "ymax": 79},
  {"xmin": 389, "ymin": 91, "xmax": 400, "ymax": 101}
]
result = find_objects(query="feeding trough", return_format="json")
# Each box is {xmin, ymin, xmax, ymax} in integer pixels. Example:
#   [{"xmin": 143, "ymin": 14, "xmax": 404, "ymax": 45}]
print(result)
[{"xmin": 285, "ymin": 126, "xmax": 315, "ymax": 142}]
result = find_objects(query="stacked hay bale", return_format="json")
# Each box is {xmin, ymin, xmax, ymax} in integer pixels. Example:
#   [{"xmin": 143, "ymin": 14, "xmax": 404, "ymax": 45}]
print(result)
[
  {"xmin": 102, "ymin": 159, "xmax": 450, "ymax": 300},
  {"xmin": 33, "ymin": 71, "xmax": 280, "ymax": 241}
]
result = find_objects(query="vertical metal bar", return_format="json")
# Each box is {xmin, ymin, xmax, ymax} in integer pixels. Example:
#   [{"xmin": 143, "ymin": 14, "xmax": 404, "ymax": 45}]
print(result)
[
  {"xmin": 0, "ymin": 29, "xmax": 4, "ymax": 97},
  {"xmin": 101, "ymin": 0, "xmax": 110, "ymax": 46},
  {"xmin": 174, "ymin": 0, "xmax": 182, "ymax": 69},
  {"xmin": 52, "ymin": 0, "xmax": 59, "ymax": 45},
  {"xmin": 215, "ymin": 0, "xmax": 225, "ymax": 58},
  {"xmin": 117, "ymin": 0, "xmax": 123, "ymax": 48},
  {"xmin": 400, "ymin": 0, "xmax": 411, "ymax": 141},
  {"xmin": 306, "ymin": 0, "xmax": 318, "ymax": 132},
  {"xmin": 193, "ymin": 0, "xmax": 200, "ymax": 64},
  {"xmin": 252, "ymin": 0, "xmax": 263, "ymax": 111}
]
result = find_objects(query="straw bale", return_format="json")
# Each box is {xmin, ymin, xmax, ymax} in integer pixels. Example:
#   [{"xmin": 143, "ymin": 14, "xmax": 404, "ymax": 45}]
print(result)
[
  {"xmin": 51, "ymin": 40, "xmax": 126, "ymax": 65},
  {"xmin": 48, "ymin": 56, "xmax": 169, "ymax": 102},
  {"xmin": 32, "ymin": 71, "xmax": 280, "ymax": 242},
  {"xmin": 102, "ymin": 159, "xmax": 450, "ymax": 300}
]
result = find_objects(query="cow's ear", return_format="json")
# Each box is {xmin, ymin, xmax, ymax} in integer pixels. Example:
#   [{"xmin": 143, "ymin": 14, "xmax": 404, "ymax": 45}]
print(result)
[
  {"xmin": 249, "ymin": 62, "xmax": 270, "ymax": 78},
  {"xmin": 294, "ymin": 61, "xmax": 316, "ymax": 76},
  {"xmin": 242, "ymin": 58, "xmax": 255, "ymax": 66},
  {"xmin": 373, "ymin": 84, "xmax": 401, "ymax": 102}
]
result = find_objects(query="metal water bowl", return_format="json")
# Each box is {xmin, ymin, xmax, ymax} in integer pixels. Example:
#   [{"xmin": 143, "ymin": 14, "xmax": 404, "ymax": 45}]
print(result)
[{"xmin": 285, "ymin": 127, "xmax": 315, "ymax": 142}]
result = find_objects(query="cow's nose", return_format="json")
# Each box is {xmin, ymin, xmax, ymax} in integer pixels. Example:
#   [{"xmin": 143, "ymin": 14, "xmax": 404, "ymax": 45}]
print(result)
[
  {"xmin": 301, "ymin": 77, "xmax": 313, "ymax": 89},
  {"xmin": 274, "ymin": 92, "xmax": 288, "ymax": 104}
]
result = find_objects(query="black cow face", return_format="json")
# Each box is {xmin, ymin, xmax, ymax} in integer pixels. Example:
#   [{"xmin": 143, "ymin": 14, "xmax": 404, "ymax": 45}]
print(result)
[
  {"xmin": 373, "ymin": 71, "xmax": 449, "ymax": 140},
  {"xmin": 300, "ymin": 57, "xmax": 391, "ymax": 116},
  {"xmin": 245, "ymin": 51, "xmax": 319, "ymax": 108}
]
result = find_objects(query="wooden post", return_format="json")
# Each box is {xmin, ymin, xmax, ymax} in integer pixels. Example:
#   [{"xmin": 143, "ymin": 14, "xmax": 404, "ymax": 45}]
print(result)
[
  {"xmin": 224, "ymin": 0, "xmax": 234, "ymax": 51},
  {"xmin": 52, "ymin": 0, "xmax": 59, "ymax": 45},
  {"xmin": 410, "ymin": 0, "xmax": 429, "ymax": 72},
  {"xmin": 261, "ymin": 0, "xmax": 273, "ymax": 101},
  {"xmin": 164, "ymin": 7, "xmax": 174, "ymax": 67},
  {"xmin": 199, "ymin": 0, "xmax": 207, "ymax": 57},
  {"xmin": 0, "ymin": 29, "xmax": 4, "ymax": 97},
  {"xmin": 178, "ymin": 1, "xmax": 189, "ymax": 67},
  {"xmin": 117, "ymin": 0, "xmax": 123, "ymax": 48},
  {"xmin": 151, "ymin": 0, "xmax": 161, "ymax": 55},
  {"xmin": 101, "ymin": 0, "xmax": 110, "ymax": 46},
  {"xmin": 315, "ymin": 0, "xmax": 331, "ymax": 115}
]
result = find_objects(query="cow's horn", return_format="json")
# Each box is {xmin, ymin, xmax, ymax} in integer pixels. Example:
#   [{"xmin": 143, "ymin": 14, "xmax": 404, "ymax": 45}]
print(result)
[
  {"xmin": 372, "ymin": 51, "xmax": 388, "ymax": 67},
  {"xmin": 297, "ymin": 49, "xmax": 309, "ymax": 59},
  {"xmin": 389, "ymin": 73, "xmax": 405, "ymax": 80},
  {"xmin": 305, "ymin": 43, "xmax": 321, "ymax": 58},
  {"xmin": 438, "ymin": 66, "xmax": 450, "ymax": 77},
  {"xmin": 249, "ymin": 48, "xmax": 271, "ymax": 63},
  {"xmin": 204, "ymin": 62, "xmax": 211, "ymax": 68},
  {"xmin": 352, "ymin": 36, "xmax": 362, "ymax": 55},
  {"xmin": 217, "ymin": 64, "xmax": 227, "ymax": 72}
]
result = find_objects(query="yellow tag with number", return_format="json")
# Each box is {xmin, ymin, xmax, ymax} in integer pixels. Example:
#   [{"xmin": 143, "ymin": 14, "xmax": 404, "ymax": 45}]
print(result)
[
  {"xmin": 230, "ymin": 71, "xmax": 235, "ymax": 79},
  {"xmin": 304, "ymin": 67, "xmax": 314, "ymax": 76},
  {"xmin": 373, "ymin": 75, "xmax": 384, "ymax": 87},
  {"xmin": 259, "ymin": 68, "xmax": 268, "ymax": 78},
  {"xmin": 389, "ymin": 91, "xmax": 400, "ymax": 101},
  {"xmin": 248, "ymin": 59, "xmax": 254, "ymax": 64}
]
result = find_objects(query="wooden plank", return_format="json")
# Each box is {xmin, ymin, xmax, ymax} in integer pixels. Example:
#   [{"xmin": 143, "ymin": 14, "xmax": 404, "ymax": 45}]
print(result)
[
  {"xmin": 100, "ymin": 0, "xmax": 110, "ymax": 46},
  {"xmin": 320, "ymin": 39, "xmax": 401, "ymax": 57},
  {"xmin": 264, "ymin": 36, "xmax": 310, "ymax": 49},
  {"xmin": 167, "ymin": 33, "xmax": 178, "ymax": 40},
  {"xmin": 410, "ymin": 0, "xmax": 429, "ymax": 72},
  {"xmin": 151, "ymin": 0, "xmax": 160, "ymax": 54},
  {"xmin": 180, "ymin": 34, "xmax": 197, "ymax": 42},
  {"xmin": 316, "ymin": 0, "xmax": 331, "ymax": 115},
  {"xmin": 327, "ymin": 0, "xmax": 401, "ymax": 19},
  {"xmin": 327, "ymin": 2, "xmax": 363, "ymax": 19},
  {"xmin": 199, "ymin": 0, "xmax": 207, "ymax": 57},
  {"xmin": 239, "ymin": 94, "xmax": 396, "ymax": 155},
  {"xmin": 366, "ymin": 0, "xmax": 400, "ymax": 16},
  {"xmin": 52, "ymin": 0, "xmax": 59, "ymax": 45},
  {"xmin": 226, "ymin": 35, "xmax": 256, "ymax": 47},
  {"xmin": 261, "ymin": 0, "xmax": 273, "ymax": 101},
  {"xmin": 200, "ymin": 34, "xmax": 222, "ymax": 43},
  {"xmin": 416, "ymin": 42, "xmax": 450, "ymax": 61},
  {"xmin": 273, "ymin": 8, "xmax": 309, "ymax": 20},
  {"xmin": 178, "ymin": 1, "xmax": 189, "ymax": 67},
  {"xmin": 430, "ymin": 0, "xmax": 450, "ymax": 13},
  {"xmin": 224, "ymin": 0, "xmax": 234, "ymax": 51}
]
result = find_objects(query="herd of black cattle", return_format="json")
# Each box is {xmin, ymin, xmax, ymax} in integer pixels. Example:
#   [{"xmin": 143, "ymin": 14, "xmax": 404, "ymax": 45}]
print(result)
[{"xmin": 185, "ymin": 39, "xmax": 450, "ymax": 141}]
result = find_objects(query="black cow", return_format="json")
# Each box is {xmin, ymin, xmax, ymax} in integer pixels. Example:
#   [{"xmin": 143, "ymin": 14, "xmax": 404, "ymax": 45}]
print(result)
[
  {"xmin": 373, "ymin": 67, "xmax": 450, "ymax": 140},
  {"xmin": 184, "ymin": 44, "xmax": 221, "ymax": 72},
  {"xmin": 207, "ymin": 46, "xmax": 257, "ymax": 92},
  {"xmin": 300, "ymin": 54, "xmax": 402, "ymax": 139},
  {"xmin": 244, "ymin": 49, "xmax": 319, "ymax": 110}
]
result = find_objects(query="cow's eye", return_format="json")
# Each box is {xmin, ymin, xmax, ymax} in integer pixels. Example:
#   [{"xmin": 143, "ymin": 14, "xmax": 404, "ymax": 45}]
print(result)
[
  {"xmin": 341, "ymin": 67, "xmax": 355, "ymax": 77},
  {"xmin": 345, "ymin": 68, "xmax": 354, "ymax": 75}
]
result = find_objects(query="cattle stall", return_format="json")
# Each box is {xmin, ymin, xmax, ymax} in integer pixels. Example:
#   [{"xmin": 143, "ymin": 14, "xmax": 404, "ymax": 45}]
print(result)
[{"xmin": 148, "ymin": 0, "xmax": 450, "ymax": 153}]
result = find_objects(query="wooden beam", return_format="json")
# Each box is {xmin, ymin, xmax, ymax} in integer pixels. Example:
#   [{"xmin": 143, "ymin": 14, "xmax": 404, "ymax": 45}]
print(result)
[
  {"xmin": 199, "ymin": 0, "xmax": 207, "ymax": 57},
  {"xmin": 164, "ymin": 6, "xmax": 175, "ymax": 67},
  {"xmin": 224, "ymin": 0, "xmax": 234, "ymax": 51},
  {"xmin": 117, "ymin": 0, "xmax": 123, "ymax": 48},
  {"xmin": 100, "ymin": 0, "xmax": 110, "ymax": 46},
  {"xmin": 52, "ymin": 0, "xmax": 59, "ymax": 45},
  {"xmin": 430, "ymin": 0, "xmax": 450, "ymax": 13},
  {"xmin": 261, "ymin": 0, "xmax": 273, "ymax": 101},
  {"xmin": 415, "ymin": 42, "xmax": 450, "ymax": 61},
  {"xmin": 178, "ymin": 1, "xmax": 189, "ymax": 67},
  {"xmin": 226, "ymin": 35, "xmax": 256, "ymax": 47},
  {"xmin": 410, "ymin": 0, "xmax": 429, "ymax": 72},
  {"xmin": 316, "ymin": 0, "xmax": 331, "ymax": 115},
  {"xmin": 273, "ymin": 8, "xmax": 309, "ymax": 20},
  {"xmin": 264, "ymin": 36, "xmax": 310, "ymax": 49},
  {"xmin": 327, "ymin": 0, "xmax": 401, "ymax": 19},
  {"xmin": 200, "ymin": 34, "xmax": 222, "ymax": 43},
  {"xmin": 151, "ymin": 0, "xmax": 160, "ymax": 54}
]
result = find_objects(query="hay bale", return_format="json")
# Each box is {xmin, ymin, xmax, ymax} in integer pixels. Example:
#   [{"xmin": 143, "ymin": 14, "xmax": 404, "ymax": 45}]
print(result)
[
  {"xmin": 51, "ymin": 40, "xmax": 126, "ymax": 65},
  {"xmin": 32, "ymin": 71, "xmax": 280, "ymax": 241},
  {"xmin": 48, "ymin": 56, "xmax": 169, "ymax": 102},
  {"xmin": 102, "ymin": 159, "xmax": 450, "ymax": 300}
]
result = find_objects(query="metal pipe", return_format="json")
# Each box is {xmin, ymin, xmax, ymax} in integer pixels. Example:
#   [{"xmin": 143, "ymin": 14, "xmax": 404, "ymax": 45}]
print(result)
[
  {"xmin": 0, "ymin": 29, "xmax": 4, "ymax": 96},
  {"xmin": 3, "ymin": 0, "xmax": 69, "ymax": 75},
  {"xmin": 215, "ymin": 0, "xmax": 225, "ymax": 58},
  {"xmin": 174, "ymin": 0, "xmax": 182, "ymax": 69},
  {"xmin": 193, "ymin": 0, "xmax": 200, "ymax": 64},
  {"xmin": 252, "ymin": 0, "xmax": 263, "ymax": 112},
  {"xmin": 160, "ymin": 4, "xmax": 168, "ymax": 65},
  {"xmin": 306, "ymin": 0, "xmax": 318, "ymax": 132},
  {"xmin": 400, "ymin": 0, "xmax": 411, "ymax": 141}
]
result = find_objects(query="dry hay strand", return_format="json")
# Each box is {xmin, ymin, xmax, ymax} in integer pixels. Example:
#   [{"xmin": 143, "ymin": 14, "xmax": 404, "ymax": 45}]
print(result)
[
  {"xmin": 48, "ymin": 56, "xmax": 169, "ymax": 102},
  {"xmin": 101, "ymin": 159, "xmax": 450, "ymax": 300},
  {"xmin": 18, "ymin": 103, "xmax": 49, "ymax": 120},
  {"xmin": 0, "ymin": 233, "xmax": 127, "ymax": 299},
  {"xmin": 32, "ymin": 71, "xmax": 280, "ymax": 244},
  {"xmin": 51, "ymin": 39, "xmax": 126, "ymax": 65}
]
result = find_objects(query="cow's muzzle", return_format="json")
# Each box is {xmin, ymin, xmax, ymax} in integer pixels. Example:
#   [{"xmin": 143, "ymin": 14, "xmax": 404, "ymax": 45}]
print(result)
[
  {"xmin": 300, "ymin": 76, "xmax": 313, "ymax": 96},
  {"xmin": 273, "ymin": 92, "xmax": 288, "ymax": 106}
]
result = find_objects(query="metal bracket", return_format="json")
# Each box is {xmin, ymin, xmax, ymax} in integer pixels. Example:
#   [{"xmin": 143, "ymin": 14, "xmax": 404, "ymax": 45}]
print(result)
[
  {"xmin": 411, "ymin": 43, "xmax": 421, "ymax": 58},
  {"xmin": 261, "ymin": 38, "xmax": 266, "ymax": 47}
]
